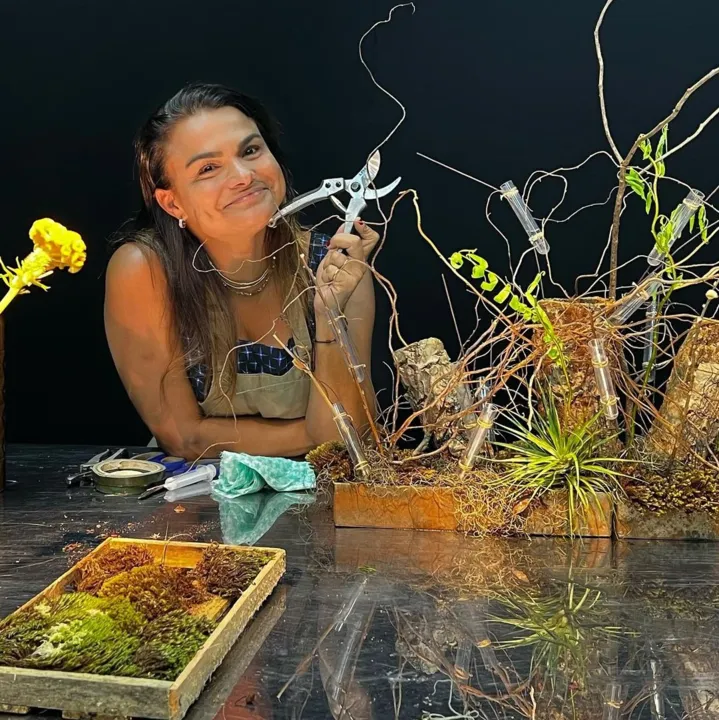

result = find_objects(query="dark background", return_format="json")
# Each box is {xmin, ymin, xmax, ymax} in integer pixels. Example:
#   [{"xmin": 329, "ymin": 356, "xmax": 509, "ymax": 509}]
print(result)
[{"xmin": 1, "ymin": 0, "xmax": 717, "ymax": 444}]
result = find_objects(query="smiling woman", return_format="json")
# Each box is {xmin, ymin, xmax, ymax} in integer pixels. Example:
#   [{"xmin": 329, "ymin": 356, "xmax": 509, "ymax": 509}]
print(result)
[{"xmin": 104, "ymin": 83, "xmax": 377, "ymax": 460}]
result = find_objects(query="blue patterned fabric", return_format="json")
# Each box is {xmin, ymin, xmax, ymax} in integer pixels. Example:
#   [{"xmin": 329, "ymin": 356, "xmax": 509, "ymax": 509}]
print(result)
[{"xmin": 188, "ymin": 232, "xmax": 330, "ymax": 402}]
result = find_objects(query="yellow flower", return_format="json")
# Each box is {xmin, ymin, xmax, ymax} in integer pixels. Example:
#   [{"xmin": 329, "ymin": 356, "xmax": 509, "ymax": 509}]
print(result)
[
  {"xmin": 0, "ymin": 218, "xmax": 86, "ymax": 315},
  {"xmin": 0, "ymin": 248, "xmax": 53, "ymax": 292},
  {"xmin": 29, "ymin": 218, "xmax": 86, "ymax": 274}
]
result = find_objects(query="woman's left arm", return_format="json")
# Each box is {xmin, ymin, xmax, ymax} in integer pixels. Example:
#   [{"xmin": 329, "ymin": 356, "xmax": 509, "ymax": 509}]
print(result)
[{"xmin": 304, "ymin": 220, "xmax": 379, "ymax": 445}]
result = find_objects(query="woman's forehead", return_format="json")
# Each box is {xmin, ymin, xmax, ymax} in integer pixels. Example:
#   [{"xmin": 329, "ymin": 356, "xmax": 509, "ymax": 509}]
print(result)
[{"xmin": 167, "ymin": 107, "xmax": 259, "ymax": 157}]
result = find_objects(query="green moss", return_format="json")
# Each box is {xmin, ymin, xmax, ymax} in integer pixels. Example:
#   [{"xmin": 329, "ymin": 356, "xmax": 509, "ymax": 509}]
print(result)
[
  {"xmin": 0, "ymin": 594, "xmax": 143, "ymax": 667},
  {"xmin": 27, "ymin": 613, "xmax": 141, "ymax": 675},
  {"xmin": 625, "ymin": 466, "xmax": 719, "ymax": 514},
  {"xmin": 132, "ymin": 610, "xmax": 214, "ymax": 680}
]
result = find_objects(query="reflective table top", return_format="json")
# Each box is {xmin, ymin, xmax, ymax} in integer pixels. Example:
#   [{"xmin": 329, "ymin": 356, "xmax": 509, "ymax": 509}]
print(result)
[{"xmin": 2, "ymin": 445, "xmax": 719, "ymax": 719}]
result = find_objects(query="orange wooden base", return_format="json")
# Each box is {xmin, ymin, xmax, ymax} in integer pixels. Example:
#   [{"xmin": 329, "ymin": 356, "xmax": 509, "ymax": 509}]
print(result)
[{"xmin": 333, "ymin": 482, "xmax": 613, "ymax": 537}]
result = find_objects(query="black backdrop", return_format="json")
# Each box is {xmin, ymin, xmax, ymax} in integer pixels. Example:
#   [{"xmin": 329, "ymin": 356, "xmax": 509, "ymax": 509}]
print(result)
[{"xmin": 1, "ymin": 0, "xmax": 717, "ymax": 444}]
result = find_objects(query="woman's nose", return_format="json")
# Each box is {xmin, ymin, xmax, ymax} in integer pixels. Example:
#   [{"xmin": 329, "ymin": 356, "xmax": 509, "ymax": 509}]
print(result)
[{"xmin": 228, "ymin": 158, "xmax": 253, "ymax": 186}]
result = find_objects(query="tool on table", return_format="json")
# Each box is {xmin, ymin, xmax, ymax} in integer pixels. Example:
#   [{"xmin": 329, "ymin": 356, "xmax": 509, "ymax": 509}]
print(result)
[
  {"xmin": 269, "ymin": 151, "xmax": 400, "ymax": 384},
  {"xmin": 137, "ymin": 462, "xmax": 219, "ymax": 501},
  {"xmin": 93, "ymin": 458, "xmax": 167, "ymax": 496},
  {"xmin": 67, "ymin": 448, "xmax": 127, "ymax": 488}
]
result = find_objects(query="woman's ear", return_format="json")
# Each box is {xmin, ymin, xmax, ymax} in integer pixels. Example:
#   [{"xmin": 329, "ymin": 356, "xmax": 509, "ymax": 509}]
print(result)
[{"xmin": 155, "ymin": 188, "xmax": 184, "ymax": 221}]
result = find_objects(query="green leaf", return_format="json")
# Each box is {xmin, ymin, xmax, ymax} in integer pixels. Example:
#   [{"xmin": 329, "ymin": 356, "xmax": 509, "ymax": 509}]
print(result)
[
  {"xmin": 625, "ymin": 168, "xmax": 646, "ymax": 200},
  {"xmin": 450, "ymin": 252, "xmax": 464, "ymax": 269},
  {"xmin": 656, "ymin": 161, "xmax": 665, "ymax": 177},
  {"xmin": 640, "ymin": 139, "xmax": 652, "ymax": 160},
  {"xmin": 471, "ymin": 264, "xmax": 485, "ymax": 279},
  {"xmin": 645, "ymin": 187, "xmax": 653, "ymax": 215},
  {"xmin": 657, "ymin": 125, "xmax": 669, "ymax": 158},
  {"xmin": 656, "ymin": 220, "xmax": 674, "ymax": 254},
  {"xmin": 699, "ymin": 205, "xmax": 709, "ymax": 243},
  {"xmin": 690, "ymin": 214, "xmax": 696, "ymax": 233}
]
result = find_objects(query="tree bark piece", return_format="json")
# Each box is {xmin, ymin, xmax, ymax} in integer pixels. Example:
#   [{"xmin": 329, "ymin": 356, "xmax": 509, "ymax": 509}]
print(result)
[{"xmin": 647, "ymin": 319, "xmax": 719, "ymax": 464}]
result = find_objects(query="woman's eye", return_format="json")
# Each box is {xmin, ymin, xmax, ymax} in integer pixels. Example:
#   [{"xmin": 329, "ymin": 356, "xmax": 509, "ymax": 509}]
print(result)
[
  {"xmin": 244, "ymin": 145, "xmax": 261, "ymax": 157},
  {"xmin": 199, "ymin": 164, "xmax": 216, "ymax": 175}
]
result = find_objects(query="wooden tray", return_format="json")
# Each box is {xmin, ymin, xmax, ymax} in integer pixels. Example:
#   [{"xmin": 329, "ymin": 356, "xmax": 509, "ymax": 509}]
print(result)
[
  {"xmin": 333, "ymin": 482, "xmax": 612, "ymax": 537},
  {"xmin": 0, "ymin": 537, "xmax": 285, "ymax": 720}
]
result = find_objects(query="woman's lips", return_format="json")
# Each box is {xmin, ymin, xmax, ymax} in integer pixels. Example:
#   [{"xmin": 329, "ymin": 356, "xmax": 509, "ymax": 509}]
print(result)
[{"xmin": 226, "ymin": 187, "xmax": 266, "ymax": 208}]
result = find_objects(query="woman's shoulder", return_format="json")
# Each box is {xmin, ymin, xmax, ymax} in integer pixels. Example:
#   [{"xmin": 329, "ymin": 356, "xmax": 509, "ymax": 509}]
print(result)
[{"xmin": 106, "ymin": 231, "xmax": 166, "ymax": 291}]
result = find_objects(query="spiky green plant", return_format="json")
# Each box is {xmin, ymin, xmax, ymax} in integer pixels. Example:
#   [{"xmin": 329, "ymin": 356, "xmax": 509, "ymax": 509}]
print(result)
[
  {"xmin": 491, "ymin": 581, "xmax": 627, "ymax": 693},
  {"xmin": 490, "ymin": 388, "xmax": 629, "ymax": 532}
]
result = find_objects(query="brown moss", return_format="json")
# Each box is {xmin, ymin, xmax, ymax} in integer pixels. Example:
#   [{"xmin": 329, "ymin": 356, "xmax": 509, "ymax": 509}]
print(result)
[
  {"xmin": 307, "ymin": 441, "xmax": 353, "ymax": 488},
  {"xmin": 99, "ymin": 564, "xmax": 208, "ymax": 620},
  {"xmin": 76, "ymin": 546, "xmax": 154, "ymax": 595},
  {"xmin": 191, "ymin": 543, "xmax": 273, "ymax": 600},
  {"xmin": 624, "ymin": 464, "xmax": 719, "ymax": 515}
]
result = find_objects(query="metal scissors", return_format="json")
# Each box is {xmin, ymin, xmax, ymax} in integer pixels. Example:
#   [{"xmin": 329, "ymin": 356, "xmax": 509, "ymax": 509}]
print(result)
[{"xmin": 268, "ymin": 150, "xmax": 401, "ymax": 233}]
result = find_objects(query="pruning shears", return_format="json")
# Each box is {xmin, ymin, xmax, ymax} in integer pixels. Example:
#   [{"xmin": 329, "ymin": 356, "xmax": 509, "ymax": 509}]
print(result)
[{"xmin": 268, "ymin": 150, "xmax": 401, "ymax": 233}]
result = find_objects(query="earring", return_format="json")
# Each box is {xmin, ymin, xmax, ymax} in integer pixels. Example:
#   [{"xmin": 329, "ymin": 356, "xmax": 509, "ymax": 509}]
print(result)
[{"xmin": 179, "ymin": 218, "xmax": 187, "ymax": 229}]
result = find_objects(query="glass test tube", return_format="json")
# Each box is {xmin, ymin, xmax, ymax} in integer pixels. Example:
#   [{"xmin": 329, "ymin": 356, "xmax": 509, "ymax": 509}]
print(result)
[
  {"xmin": 589, "ymin": 338, "xmax": 619, "ymax": 420},
  {"xmin": 608, "ymin": 279, "xmax": 662, "ymax": 326},
  {"xmin": 332, "ymin": 402, "xmax": 370, "ymax": 479},
  {"xmin": 460, "ymin": 403, "xmax": 500, "ymax": 472},
  {"xmin": 500, "ymin": 181, "xmax": 550, "ymax": 255},
  {"xmin": 602, "ymin": 680, "xmax": 626, "ymax": 720},
  {"xmin": 327, "ymin": 306, "xmax": 366, "ymax": 383},
  {"xmin": 649, "ymin": 658, "xmax": 666, "ymax": 720},
  {"xmin": 648, "ymin": 189, "xmax": 705, "ymax": 266},
  {"xmin": 475, "ymin": 376, "xmax": 496, "ymax": 442},
  {"xmin": 641, "ymin": 293, "xmax": 659, "ymax": 385}
]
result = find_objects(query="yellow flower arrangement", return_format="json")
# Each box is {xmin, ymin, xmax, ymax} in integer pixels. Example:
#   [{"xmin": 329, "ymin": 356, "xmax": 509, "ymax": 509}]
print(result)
[{"xmin": 0, "ymin": 218, "xmax": 86, "ymax": 315}]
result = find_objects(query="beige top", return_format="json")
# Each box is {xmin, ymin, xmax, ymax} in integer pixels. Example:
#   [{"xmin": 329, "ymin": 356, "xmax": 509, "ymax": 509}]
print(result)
[{"xmin": 199, "ymin": 305, "xmax": 313, "ymax": 421}]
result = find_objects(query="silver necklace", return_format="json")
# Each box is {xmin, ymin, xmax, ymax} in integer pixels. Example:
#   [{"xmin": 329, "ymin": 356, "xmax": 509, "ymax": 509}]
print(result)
[{"xmin": 219, "ymin": 257, "xmax": 276, "ymax": 296}]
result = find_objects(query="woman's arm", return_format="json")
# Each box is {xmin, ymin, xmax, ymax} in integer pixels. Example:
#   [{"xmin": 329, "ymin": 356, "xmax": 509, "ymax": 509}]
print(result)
[
  {"xmin": 104, "ymin": 243, "xmax": 314, "ymax": 460},
  {"xmin": 303, "ymin": 221, "xmax": 378, "ymax": 445},
  {"xmin": 305, "ymin": 269, "xmax": 376, "ymax": 444}
]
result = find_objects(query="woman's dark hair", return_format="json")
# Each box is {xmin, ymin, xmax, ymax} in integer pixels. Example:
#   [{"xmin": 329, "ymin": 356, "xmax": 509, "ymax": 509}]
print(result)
[{"xmin": 128, "ymin": 82, "xmax": 307, "ymax": 405}]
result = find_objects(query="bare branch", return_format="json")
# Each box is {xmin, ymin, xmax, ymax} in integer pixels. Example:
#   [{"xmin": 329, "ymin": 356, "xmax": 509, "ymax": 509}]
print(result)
[{"xmin": 594, "ymin": 0, "xmax": 623, "ymax": 163}]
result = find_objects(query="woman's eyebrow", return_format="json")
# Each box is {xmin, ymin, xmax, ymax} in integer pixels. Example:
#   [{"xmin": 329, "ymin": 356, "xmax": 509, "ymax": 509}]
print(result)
[{"xmin": 185, "ymin": 133, "xmax": 262, "ymax": 169}]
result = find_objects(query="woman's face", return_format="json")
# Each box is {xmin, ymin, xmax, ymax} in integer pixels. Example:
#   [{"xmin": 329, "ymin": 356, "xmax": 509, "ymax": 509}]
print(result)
[{"xmin": 155, "ymin": 106, "xmax": 286, "ymax": 241}]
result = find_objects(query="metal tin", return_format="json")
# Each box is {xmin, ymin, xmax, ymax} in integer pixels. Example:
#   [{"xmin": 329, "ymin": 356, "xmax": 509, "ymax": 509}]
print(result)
[{"xmin": 92, "ymin": 459, "xmax": 165, "ymax": 496}]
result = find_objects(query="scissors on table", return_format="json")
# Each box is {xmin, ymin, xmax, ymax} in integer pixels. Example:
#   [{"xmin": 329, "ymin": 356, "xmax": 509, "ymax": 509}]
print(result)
[{"xmin": 268, "ymin": 150, "xmax": 401, "ymax": 233}]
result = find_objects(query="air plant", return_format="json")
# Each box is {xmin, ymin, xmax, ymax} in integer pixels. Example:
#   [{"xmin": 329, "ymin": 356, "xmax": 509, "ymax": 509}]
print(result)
[{"xmin": 490, "ymin": 387, "xmax": 628, "ymax": 530}]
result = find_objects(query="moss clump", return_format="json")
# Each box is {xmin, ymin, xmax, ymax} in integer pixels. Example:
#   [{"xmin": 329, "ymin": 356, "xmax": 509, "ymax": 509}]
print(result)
[
  {"xmin": 191, "ymin": 543, "xmax": 272, "ymax": 600},
  {"xmin": 0, "ymin": 594, "xmax": 144, "ymax": 673},
  {"xmin": 307, "ymin": 441, "xmax": 353, "ymax": 486},
  {"xmin": 132, "ymin": 610, "xmax": 214, "ymax": 680},
  {"xmin": 76, "ymin": 546, "xmax": 154, "ymax": 595},
  {"xmin": 0, "ymin": 592, "xmax": 215, "ymax": 680},
  {"xmin": 625, "ymin": 466, "xmax": 719, "ymax": 514},
  {"xmin": 99, "ymin": 564, "xmax": 208, "ymax": 620},
  {"xmin": 28, "ymin": 613, "xmax": 141, "ymax": 675}
]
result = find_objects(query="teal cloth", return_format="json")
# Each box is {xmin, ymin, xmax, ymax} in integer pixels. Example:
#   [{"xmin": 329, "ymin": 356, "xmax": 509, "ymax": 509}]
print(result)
[
  {"xmin": 213, "ymin": 451, "xmax": 316, "ymax": 499},
  {"xmin": 216, "ymin": 492, "xmax": 315, "ymax": 545}
]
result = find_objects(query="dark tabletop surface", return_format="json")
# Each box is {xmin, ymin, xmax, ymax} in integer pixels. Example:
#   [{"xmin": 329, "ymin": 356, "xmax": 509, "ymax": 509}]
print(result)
[{"xmin": 3, "ymin": 445, "xmax": 719, "ymax": 719}]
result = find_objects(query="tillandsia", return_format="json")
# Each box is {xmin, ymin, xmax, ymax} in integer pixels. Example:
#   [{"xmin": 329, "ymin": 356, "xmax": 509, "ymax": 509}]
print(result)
[
  {"xmin": 490, "ymin": 580, "xmax": 628, "ymax": 693},
  {"xmin": 0, "ymin": 218, "xmax": 86, "ymax": 315},
  {"xmin": 488, "ymin": 387, "xmax": 629, "ymax": 532}
]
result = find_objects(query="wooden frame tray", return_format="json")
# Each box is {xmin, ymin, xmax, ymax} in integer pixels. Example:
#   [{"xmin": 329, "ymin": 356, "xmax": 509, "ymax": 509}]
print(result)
[{"xmin": 0, "ymin": 537, "xmax": 285, "ymax": 720}]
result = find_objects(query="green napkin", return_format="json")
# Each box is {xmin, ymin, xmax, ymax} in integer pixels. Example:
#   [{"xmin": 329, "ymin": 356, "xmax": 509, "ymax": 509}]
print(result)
[
  {"xmin": 216, "ymin": 492, "xmax": 315, "ymax": 545},
  {"xmin": 213, "ymin": 451, "xmax": 316, "ymax": 499}
]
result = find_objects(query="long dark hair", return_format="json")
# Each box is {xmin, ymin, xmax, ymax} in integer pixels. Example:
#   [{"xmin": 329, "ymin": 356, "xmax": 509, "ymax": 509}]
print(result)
[{"xmin": 127, "ymin": 82, "xmax": 308, "ymax": 401}]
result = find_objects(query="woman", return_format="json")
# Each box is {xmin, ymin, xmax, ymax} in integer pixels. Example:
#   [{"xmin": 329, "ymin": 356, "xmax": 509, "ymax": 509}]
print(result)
[{"xmin": 105, "ymin": 83, "xmax": 377, "ymax": 460}]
